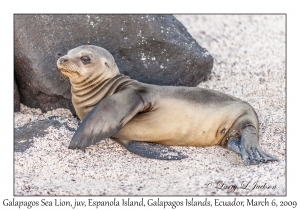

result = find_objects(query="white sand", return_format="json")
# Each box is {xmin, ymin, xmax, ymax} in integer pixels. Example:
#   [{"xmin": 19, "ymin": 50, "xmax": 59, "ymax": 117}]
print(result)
[{"xmin": 14, "ymin": 15, "xmax": 285, "ymax": 195}]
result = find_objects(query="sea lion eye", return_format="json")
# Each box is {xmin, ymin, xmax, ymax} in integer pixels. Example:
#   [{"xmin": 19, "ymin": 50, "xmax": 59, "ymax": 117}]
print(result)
[{"xmin": 80, "ymin": 56, "xmax": 90, "ymax": 65}]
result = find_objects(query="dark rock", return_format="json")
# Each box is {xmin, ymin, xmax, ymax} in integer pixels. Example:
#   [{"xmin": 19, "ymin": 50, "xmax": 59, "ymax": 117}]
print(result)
[
  {"xmin": 14, "ymin": 79, "xmax": 20, "ymax": 112},
  {"xmin": 14, "ymin": 116, "xmax": 78, "ymax": 152},
  {"xmin": 14, "ymin": 14, "xmax": 213, "ymax": 114}
]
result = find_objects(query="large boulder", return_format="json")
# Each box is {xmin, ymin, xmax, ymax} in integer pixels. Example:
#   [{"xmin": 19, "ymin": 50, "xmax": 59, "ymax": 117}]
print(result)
[
  {"xmin": 14, "ymin": 14, "xmax": 213, "ymax": 114},
  {"xmin": 14, "ymin": 79, "xmax": 20, "ymax": 112}
]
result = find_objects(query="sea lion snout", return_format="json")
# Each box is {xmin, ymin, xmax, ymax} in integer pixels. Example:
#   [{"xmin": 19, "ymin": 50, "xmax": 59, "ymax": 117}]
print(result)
[
  {"xmin": 58, "ymin": 56, "xmax": 68, "ymax": 65},
  {"xmin": 57, "ymin": 56, "xmax": 71, "ymax": 71},
  {"xmin": 56, "ymin": 55, "xmax": 81, "ymax": 78}
]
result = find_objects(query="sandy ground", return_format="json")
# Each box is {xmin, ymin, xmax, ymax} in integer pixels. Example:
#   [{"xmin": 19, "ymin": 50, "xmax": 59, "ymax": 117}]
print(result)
[{"xmin": 14, "ymin": 15, "xmax": 286, "ymax": 195}]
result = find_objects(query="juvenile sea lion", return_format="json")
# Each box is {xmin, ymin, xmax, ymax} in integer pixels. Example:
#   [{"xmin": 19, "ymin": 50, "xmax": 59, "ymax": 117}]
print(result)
[{"xmin": 57, "ymin": 45, "xmax": 278, "ymax": 166}]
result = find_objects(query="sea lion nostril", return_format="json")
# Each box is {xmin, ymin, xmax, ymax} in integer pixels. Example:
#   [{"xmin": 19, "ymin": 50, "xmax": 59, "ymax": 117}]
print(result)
[{"xmin": 59, "ymin": 57, "xmax": 68, "ymax": 63}]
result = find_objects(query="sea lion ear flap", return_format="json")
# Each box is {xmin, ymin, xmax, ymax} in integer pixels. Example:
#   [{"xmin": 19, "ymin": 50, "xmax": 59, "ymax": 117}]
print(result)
[{"xmin": 105, "ymin": 62, "xmax": 110, "ymax": 68}]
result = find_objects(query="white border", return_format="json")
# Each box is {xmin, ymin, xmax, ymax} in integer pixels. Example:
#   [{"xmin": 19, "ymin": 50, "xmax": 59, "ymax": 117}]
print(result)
[{"xmin": 2, "ymin": 0, "xmax": 299, "ymax": 208}]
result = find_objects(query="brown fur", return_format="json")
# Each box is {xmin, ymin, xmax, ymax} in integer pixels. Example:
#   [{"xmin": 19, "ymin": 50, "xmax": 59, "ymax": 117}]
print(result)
[{"xmin": 57, "ymin": 45, "xmax": 258, "ymax": 147}]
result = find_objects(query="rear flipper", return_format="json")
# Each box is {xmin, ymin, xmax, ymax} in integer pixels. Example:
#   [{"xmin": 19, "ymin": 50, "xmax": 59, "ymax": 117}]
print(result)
[
  {"xmin": 112, "ymin": 138, "xmax": 188, "ymax": 160},
  {"xmin": 227, "ymin": 126, "xmax": 279, "ymax": 166}
]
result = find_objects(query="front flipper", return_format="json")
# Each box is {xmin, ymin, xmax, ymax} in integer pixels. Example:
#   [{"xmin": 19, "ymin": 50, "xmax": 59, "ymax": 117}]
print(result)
[
  {"xmin": 112, "ymin": 138, "xmax": 188, "ymax": 160},
  {"xmin": 227, "ymin": 126, "xmax": 279, "ymax": 166},
  {"xmin": 69, "ymin": 88, "xmax": 145, "ymax": 151}
]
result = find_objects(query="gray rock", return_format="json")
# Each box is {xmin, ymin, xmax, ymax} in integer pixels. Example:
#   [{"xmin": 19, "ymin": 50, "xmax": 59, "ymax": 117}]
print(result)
[
  {"xmin": 14, "ymin": 79, "xmax": 20, "ymax": 112},
  {"xmin": 14, "ymin": 14, "xmax": 213, "ymax": 114}
]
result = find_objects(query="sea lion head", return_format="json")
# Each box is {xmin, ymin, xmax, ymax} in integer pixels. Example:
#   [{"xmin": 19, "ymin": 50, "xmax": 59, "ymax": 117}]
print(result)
[{"xmin": 57, "ymin": 45, "xmax": 119, "ymax": 82}]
